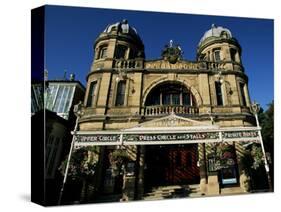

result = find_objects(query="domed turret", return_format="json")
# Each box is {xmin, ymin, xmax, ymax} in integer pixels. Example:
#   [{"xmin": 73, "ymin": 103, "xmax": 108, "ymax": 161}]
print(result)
[
  {"xmin": 102, "ymin": 19, "xmax": 142, "ymax": 45},
  {"xmin": 93, "ymin": 19, "xmax": 144, "ymax": 63},
  {"xmin": 198, "ymin": 24, "xmax": 233, "ymax": 47},
  {"xmin": 197, "ymin": 24, "xmax": 242, "ymax": 66}
]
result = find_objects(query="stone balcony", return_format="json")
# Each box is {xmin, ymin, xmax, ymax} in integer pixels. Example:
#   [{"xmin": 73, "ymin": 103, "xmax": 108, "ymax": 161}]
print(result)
[
  {"xmin": 113, "ymin": 58, "xmax": 144, "ymax": 69},
  {"xmin": 112, "ymin": 59, "xmax": 244, "ymax": 73},
  {"xmin": 142, "ymin": 105, "xmax": 199, "ymax": 116}
]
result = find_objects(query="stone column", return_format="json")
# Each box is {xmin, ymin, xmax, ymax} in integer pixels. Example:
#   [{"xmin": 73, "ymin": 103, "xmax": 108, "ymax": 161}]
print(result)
[
  {"xmin": 198, "ymin": 73, "xmax": 211, "ymax": 114},
  {"xmin": 234, "ymin": 142, "xmax": 248, "ymax": 192},
  {"xmin": 205, "ymin": 143, "xmax": 220, "ymax": 195},
  {"xmin": 136, "ymin": 145, "xmax": 145, "ymax": 199},
  {"xmin": 124, "ymin": 79, "xmax": 130, "ymax": 106},
  {"xmin": 227, "ymin": 74, "xmax": 241, "ymax": 108},
  {"xmin": 131, "ymin": 72, "xmax": 143, "ymax": 113},
  {"xmin": 122, "ymin": 145, "xmax": 139, "ymax": 201},
  {"xmin": 198, "ymin": 143, "xmax": 207, "ymax": 194},
  {"xmin": 207, "ymin": 172, "xmax": 220, "ymax": 195},
  {"xmin": 198, "ymin": 73, "xmax": 211, "ymax": 106},
  {"xmin": 244, "ymin": 83, "xmax": 251, "ymax": 107}
]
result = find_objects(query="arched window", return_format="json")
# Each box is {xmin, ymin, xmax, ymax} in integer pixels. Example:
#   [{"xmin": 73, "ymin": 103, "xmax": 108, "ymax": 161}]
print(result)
[
  {"xmin": 214, "ymin": 49, "xmax": 221, "ymax": 62},
  {"xmin": 129, "ymin": 49, "xmax": 136, "ymax": 59},
  {"xmin": 215, "ymin": 81, "xmax": 223, "ymax": 106},
  {"xmin": 115, "ymin": 45, "xmax": 127, "ymax": 59},
  {"xmin": 86, "ymin": 81, "xmax": 97, "ymax": 107},
  {"xmin": 230, "ymin": 48, "xmax": 237, "ymax": 62},
  {"xmin": 115, "ymin": 80, "xmax": 126, "ymax": 106},
  {"xmin": 145, "ymin": 82, "xmax": 196, "ymax": 106},
  {"xmin": 99, "ymin": 47, "xmax": 107, "ymax": 59}
]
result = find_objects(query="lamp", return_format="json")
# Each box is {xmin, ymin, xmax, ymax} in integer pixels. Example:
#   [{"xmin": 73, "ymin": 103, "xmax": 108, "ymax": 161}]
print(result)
[{"xmin": 58, "ymin": 101, "xmax": 84, "ymax": 204}]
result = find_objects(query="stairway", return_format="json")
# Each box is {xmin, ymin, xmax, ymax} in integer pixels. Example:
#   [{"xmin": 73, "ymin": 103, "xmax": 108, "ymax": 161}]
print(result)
[{"xmin": 143, "ymin": 184, "xmax": 202, "ymax": 200}]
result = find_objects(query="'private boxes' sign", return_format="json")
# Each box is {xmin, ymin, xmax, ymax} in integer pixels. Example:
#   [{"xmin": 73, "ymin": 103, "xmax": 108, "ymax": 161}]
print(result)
[{"xmin": 222, "ymin": 131, "xmax": 259, "ymax": 139}]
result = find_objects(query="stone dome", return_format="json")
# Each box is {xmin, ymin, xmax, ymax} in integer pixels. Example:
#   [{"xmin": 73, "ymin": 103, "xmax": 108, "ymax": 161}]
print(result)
[
  {"xmin": 104, "ymin": 19, "xmax": 138, "ymax": 35},
  {"xmin": 198, "ymin": 24, "xmax": 233, "ymax": 47},
  {"xmin": 100, "ymin": 19, "xmax": 143, "ymax": 45}
]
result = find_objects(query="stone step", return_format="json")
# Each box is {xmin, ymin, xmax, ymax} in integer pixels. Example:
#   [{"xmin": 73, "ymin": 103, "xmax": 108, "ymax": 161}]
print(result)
[
  {"xmin": 143, "ymin": 196, "xmax": 165, "ymax": 200},
  {"xmin": 144, "ymin": 190, "xmax": 173, "ymax": 197},
  {"xmin": 151, "ymin": 185, "xmax": 183, "ymax": 191},
  {"xmin": 220, "ymin": 186, "xmax": 244, "ymax": 195},
  {"xmin": 143, "ymin": 184, "xmax": 201, "ymax": 200}
]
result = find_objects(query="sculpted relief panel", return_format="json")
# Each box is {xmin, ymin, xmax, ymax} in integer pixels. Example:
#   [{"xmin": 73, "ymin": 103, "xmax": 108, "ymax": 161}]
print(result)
[{"xmin": 145, "ymin": 60, "xmax": 203, "ymax": 70}]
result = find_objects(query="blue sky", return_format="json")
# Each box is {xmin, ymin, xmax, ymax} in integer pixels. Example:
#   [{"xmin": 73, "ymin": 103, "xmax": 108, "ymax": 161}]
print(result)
[{"xmin": 44, "ymin": 5, "xmax": 273, "ymax": 110}]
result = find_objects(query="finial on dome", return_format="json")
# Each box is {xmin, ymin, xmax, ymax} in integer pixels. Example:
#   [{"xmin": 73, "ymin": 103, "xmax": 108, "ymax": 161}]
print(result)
[
  {"xmin": 120, "ymin": 19, "xmax": 129, "ymax": 33},
  {"xmin": 122, "ymin": 19, "xmax": 128, "ymax": 24},
  {"xmin": 169, "ymin": 39, "xmax": 173, "ymax": 47}
]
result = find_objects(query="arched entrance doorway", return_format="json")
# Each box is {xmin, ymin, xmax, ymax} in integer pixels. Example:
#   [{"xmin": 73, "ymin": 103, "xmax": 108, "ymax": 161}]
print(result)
[
  {"xmin": 143, "ymin": 81, "xmax": 200, "ymax": 190},
  {"xmin": 144, "ymin": 144, "xmax": 200, "ymax": 190}
]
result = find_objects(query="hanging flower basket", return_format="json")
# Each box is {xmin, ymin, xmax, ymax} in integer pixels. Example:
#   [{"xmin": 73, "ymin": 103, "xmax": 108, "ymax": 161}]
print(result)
[{"xmin": 108, "ymin": 149, "xmax": 130, "ymax": 176}]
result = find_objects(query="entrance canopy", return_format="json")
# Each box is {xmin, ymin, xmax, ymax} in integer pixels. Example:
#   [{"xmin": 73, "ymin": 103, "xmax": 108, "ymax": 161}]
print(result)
[{"xmin": 73, "ymin": 113, "xmax": 260, "ymax": 148}]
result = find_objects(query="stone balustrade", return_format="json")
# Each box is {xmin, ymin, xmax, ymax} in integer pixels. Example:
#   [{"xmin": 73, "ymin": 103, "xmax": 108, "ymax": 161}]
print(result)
[
  {"xmin": 112, "ymin": 59, "xmax": 244, "ymax": 73},
  {"xmin": 113, "ymin": 59, "xmax": 143, "ymax": 69},
  {"xmin": 143, "ymin": 105, "xmax": 199, "ymax": 116},
  {"xmin": 205, "ymin": 61, "xmax": 225, "ymax": 70}
]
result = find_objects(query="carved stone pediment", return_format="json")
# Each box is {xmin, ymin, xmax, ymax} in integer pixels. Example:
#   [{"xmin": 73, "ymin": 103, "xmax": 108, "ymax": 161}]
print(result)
[{"xmin": 125, "ymin": 113, "xmax": 218, "ymax": 131}]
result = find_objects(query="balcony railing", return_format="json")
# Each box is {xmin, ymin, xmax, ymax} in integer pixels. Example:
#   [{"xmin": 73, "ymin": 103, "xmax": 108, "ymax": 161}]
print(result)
[
  {"xmin": 143, "ymin": 105, "xmax": 199, "ymax": 116},
  {"xmin": 205, "ymin": 61, "xmax": 225, "ymax": 70},
  {"xmin": 113, "ymin": 59, "xmax": 143, "ymax": 69},
  {"xmin": 112, "ymin": 59, "xmax": 244, "ymax": 73}
]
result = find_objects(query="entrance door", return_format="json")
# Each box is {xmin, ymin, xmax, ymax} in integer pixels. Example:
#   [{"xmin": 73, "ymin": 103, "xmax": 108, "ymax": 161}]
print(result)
[{"xmin": 145, "ymin": 144, "xmax": 200, "ymax": 189}]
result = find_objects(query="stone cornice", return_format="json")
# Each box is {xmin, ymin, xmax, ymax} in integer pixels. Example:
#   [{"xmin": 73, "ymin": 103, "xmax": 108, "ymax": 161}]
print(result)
[
  {"xmin": 79, "ymin": 112, "xmax": 255, "ymax": 125},
  {"xmin": 94, "ymin": 33, "xmax": 144, "ymax": 49},
  {"xmin": 86, "ymin": 67, "xmax": 248, "ymax": 81}
]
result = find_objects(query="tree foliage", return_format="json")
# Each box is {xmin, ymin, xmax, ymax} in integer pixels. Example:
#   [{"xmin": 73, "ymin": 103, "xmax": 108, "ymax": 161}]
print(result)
[
  {"xmin": 260, "ymin": 101, "xmax": 274, "ymax": 153},
  {"xmin": 59, "ymin": 146, "xmax": 99, "ymax": 181},
  {"xmin": 240, "ymin": 100, "xmax": 274, "ymax": 191}
]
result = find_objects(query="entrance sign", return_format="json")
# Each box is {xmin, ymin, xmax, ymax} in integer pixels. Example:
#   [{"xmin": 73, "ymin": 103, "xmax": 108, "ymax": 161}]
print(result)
[
  {"xmin": 223, "ymin": 131, "xmax": 259, "ymax": 139},
  {"xmin": 123, "ymin": 132, "xmax": 219, "ymax": 145},
  {"xmin": 74, "ymin": 134, "xmax": 122, "ymax": 147},
  {"xmin": 73, "ymin": 127, "xmax": 260, "ymax": 147}
]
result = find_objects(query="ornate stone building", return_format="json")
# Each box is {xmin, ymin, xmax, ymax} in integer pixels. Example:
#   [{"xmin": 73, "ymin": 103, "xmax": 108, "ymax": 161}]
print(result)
[{"xmin": 76, "ymin": 20, "xmax": 260, "ymax": 201}]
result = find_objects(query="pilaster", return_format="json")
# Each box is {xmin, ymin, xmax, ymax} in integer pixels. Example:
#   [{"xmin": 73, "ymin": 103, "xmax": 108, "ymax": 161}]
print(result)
[{"xmin": 198, "ymin": 73, "xmax": 211, "ymax": 105}]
